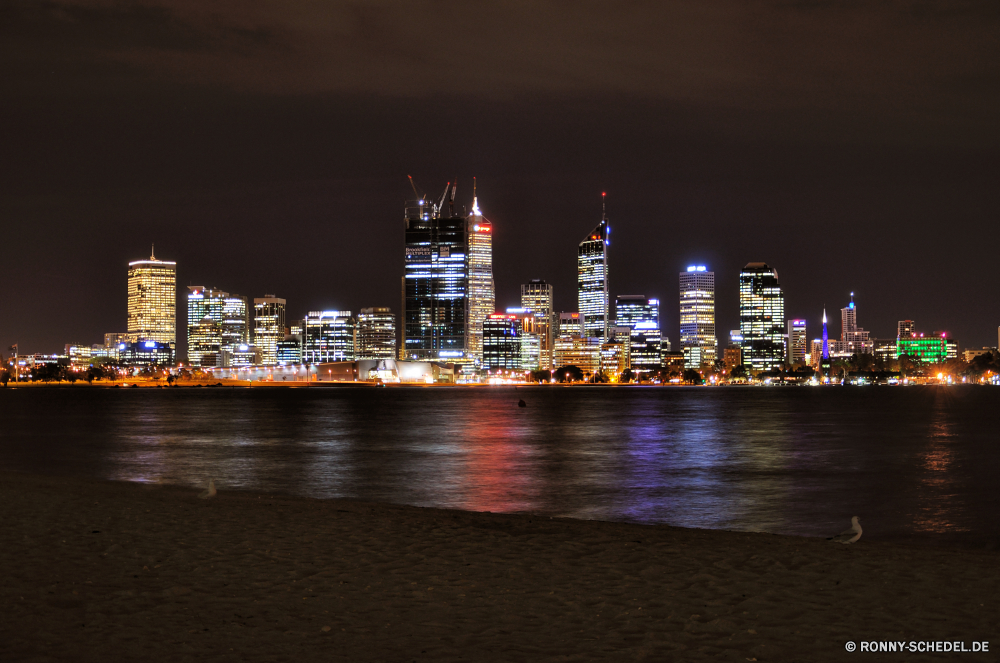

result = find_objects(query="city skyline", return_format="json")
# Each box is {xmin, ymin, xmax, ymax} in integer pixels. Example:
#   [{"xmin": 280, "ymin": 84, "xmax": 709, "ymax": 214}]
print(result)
[{"xmin": 3, "ymin": 4, "xmax": 996, "ymax": 356}]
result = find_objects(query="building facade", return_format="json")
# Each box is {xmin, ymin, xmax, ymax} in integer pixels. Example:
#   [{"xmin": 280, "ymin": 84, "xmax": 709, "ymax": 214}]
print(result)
[
  {"xmin": 553, "ymin": 335, "xmax": 602, "ymax": 378},
  {"xmin": 738, "ymin": 262, "xmax": 785, "ymax": 372},
  {"xmin": 402, "ymin": 189, "xmax": 470, "ymax": 365},
  {"xmin": 483, "ymin": 314, "xmax": 522, "ymax": 372},
  {"xmin": 304, "ymin": 311, "xmax": 355, "ymax": 363},
  {"xmin": 253, "ymin": 295, "xmax": 286, "ymax": 365},
  {"xmin": 578, "ymin": 203, "xmax": 610, "ymax": 341},
  {"xmin": 187, "ymin": 287, "xmax": 250, "ymax": 367},
  {"xmin": 786, "ymin": 319, "xmax": 807, "ymax": 365},
  {"xmin": 127, "ymin": 250, "xmax": 176, "ymax": 347},
  {"xmin": 521, "ymin": 279, "xmax": 555, "ymax": 369},
  {"xmin": 557, "ymin": 312, "xmax": 582, "ymax": 337},
  {"xmin": 467, "ymin": 187, "xmax": 495, "ymax": 366},
  {"xmin": 679, "ymin": 265, "xmax": 717, "ymax": 368},
  {"xmin": 356, "ymin": 307, "xmax": 397, "ymax": 360}
]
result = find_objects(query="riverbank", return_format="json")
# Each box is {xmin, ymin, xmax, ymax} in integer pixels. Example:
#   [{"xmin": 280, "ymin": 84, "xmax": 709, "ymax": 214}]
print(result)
[{"xmin": 2, "ymin": 472, "xmax": 997, "ymax": 661}]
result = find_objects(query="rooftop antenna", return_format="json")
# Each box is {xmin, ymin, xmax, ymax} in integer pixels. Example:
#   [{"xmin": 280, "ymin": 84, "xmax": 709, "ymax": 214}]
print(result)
[
  {"xmin": 151, "ymin": 243, "xmax": 155, "ymax": 260},
  {"xmin": 602, "ymin": 192, "xmax": 607, "ymax": 221},
  {"xmin": 471, "ymin": 177, "xmax": 481, "ymax": 216}
]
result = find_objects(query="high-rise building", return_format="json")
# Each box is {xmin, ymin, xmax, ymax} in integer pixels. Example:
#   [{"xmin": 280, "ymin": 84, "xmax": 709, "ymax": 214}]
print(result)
[
  {"xmin": 679, "ymin": 265, "xmax": 717, "ymax": 368},
  {"xmin": 253, "ymin": 295, "xmax": 286, "ymax": 365},
  {"xmin": 356, "ymin": 307, "xmax": 396, "ymax": 360},
  {"xmin": 578, "ymin": 197, "xmax": 610, "ymax": 341},
  {"xmin": 738, "ymin": 262, "xmax": 785, "ymax": 372},
  {"xmin": 482, "ymin": 314, "xmax": 523, "ymax": 372},
  {"xmin": 553, "ymin": 335, "xmax": 602, "ymax": 378},
  {"xmin": 521, "ymin": 280, "xmax": 555, "ymax": 369},
  {"xmin": 786, "ymin": 319, "xmax": 807, "ymax": 365},
  {"xmin": 402, "ymin": 182, "xmax": 471, "ymax": 365},
  {"xmin": 615, "ymin": 296, "xmax": 660, "ymax": 374},
  {"xmin": 127, "ymin": 248, "xmax": 176, "ymax": 347},
  {"xmin": 557, "ymin": 312, "xmax": 582, "ymax": 337},
  {"xmin": 828, "ymin": 293, "xmax": 871, "ymax": 357},
  {"xmin": 303, "ymin": 311, "xmax": 355, "ymax": 363},
  {"xmin": 898, "ymin": 320, "xmax": 915, "ymax": 339},
  {"xmin": 467, "ymin": 183, "xmax": 495, "ymax": 365},
  {"xmin": 187, "ymin": 287, "xmax": 250, "ymax": 367}
]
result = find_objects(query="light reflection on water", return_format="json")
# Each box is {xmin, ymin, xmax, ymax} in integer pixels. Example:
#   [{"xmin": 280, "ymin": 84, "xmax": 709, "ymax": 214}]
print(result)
[{"xmin": 3, "ymin": 385, "xmax": 999, "ymax": 546}]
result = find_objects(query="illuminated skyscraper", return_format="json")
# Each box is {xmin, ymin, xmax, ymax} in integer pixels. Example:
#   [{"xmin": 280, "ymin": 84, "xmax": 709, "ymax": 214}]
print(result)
[
  {"xmin": 615, "ymin": 296, "xmax": 660, "ymax": 374},
  {"xmin": 127, "ymin": 248, "xmax": 176, "ymax": 347},
  {"xmin": 679, "ymin": 265, "xmax": 717, "ymax": 368},
  {"xmin": 356, "ymin": 307, "xmax": 396, "ymax": 360},
  {"xmin": 467, "ymin": 182, "xmax": 495, "ymax": 366},
  {"xmin": 786, "ymin": 319, "xmax": 807, "ymax": 365},
  {"xmin": 187, "ymin": 287, "xmax": 250, "ymax": 367},
  {"xmin": 738, "ymin": 262, "xmax": 785, "ymax": 371},
  {"xmin": 578, "ymin": 195, "xmax": 610, "ymax": 341},
  {"xmin": 483, "ymin": 314, "xmax": 523, "ymax": 372},
  {"xmin": 304, "ymin": 311, "xmax": 355, "ymax": 362},
  {"xmin": 521, "ymin": 279, "xmax": 554, "ymax": 369},
  {"xmin": 402, "ymin": 181, "xmax": 470, "ymax": 364},
  {"xmin": 253, "ymin": 295, "xmax": 286, "ymax": 365}
]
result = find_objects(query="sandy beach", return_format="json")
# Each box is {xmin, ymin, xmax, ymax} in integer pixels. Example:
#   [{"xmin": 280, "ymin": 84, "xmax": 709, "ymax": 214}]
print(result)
[{"xmin": 2, "ymin": 472, "xmax": 997, "ymax": 662}]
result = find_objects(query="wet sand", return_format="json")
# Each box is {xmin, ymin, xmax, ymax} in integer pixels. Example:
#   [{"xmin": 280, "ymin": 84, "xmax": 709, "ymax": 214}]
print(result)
[{"xmin": 2, "ymin": 471, "xmax": 997, "ymax": 662}]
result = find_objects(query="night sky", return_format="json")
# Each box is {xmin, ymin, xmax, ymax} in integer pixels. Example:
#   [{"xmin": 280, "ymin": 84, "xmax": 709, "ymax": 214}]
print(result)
[{"xmin": 3, "ymin": 1, "xmax": 999, "ymax": 356}]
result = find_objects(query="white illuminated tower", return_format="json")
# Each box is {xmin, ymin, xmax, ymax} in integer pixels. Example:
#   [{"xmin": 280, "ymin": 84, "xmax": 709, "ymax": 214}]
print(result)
[
  {"xmin": 578, "ymin": 194, "xmax": 610, "ymax": 341},
  {"xmin": 467, "ymin": 179, "xmax": 495, "ymax": 365},
  {"xmin": 679, "ymin": 265, "xmax": 717, "ymax": 368},
  {"xmin": 738, "ymin": 262, "xmax": 785, "ymax": 371},
  {"xmin": 128, "ymin": 247, "xmax": 176, "ymax": 347}
]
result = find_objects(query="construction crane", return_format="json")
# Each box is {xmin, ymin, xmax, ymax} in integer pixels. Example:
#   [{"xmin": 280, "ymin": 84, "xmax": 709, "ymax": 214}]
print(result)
[
  {"xmin": 435, "ymin": 181, "xmax": 451, "ymax": 218},
  {"xmin": 449, "ymin": 180, "xmax": 457, "ymax": 216}
]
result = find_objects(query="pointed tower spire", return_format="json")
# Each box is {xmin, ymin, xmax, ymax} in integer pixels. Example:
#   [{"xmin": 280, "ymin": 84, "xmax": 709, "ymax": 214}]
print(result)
[{"xmin": 471, "ymin": 177, "xmax": 481, "ymax": 216}]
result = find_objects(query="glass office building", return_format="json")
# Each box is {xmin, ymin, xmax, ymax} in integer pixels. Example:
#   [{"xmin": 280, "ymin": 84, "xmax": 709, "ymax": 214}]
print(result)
[
  {"xmin": 615, "ymin": 295, "xmax": 661, "ymax": 374},
  {"xmin": 786, "ymin": 319, "xmax": 807, "ymax": 365},
  {"xmin": 578, "ymin": 204, "xmax": 610, "ymax": 341},
  {"xmin": 679, "ymin": 265, "xmax": 717, "ymax": 368},
  {"xmin": 402, "ymin": 189, "xmax": 470, "ymax": 364},
  {"xmin": 356, "ymin": 307, "xmax": 397, "ymax": 360},
  {"xmin": 482, "ymin": 314, "xmax": 523, "ymax": 372},
  {"xmin": 187, "ymin": 287, "xmax": 249, "ymax": 367},
  {"xmin": 739, "ymin": 262, "xmax": 786, "ymax": 372},
  {"xmin": 467, "ymin": 189, "xmax": 495, "ymax": 365},
  {"xmin": 253, "ymin": 295, "xmax": 286, "ymax": 365},
  {"xmin": 303, "ymin": 311, "xmax": 355, "ymax": 363},
  {"xmin": 521, "ymin": 279, "xmax": 555, "ymax": 369},
  {"xmin": 127, "ymin": 250, "xmax": 176, "ymax": 347}
]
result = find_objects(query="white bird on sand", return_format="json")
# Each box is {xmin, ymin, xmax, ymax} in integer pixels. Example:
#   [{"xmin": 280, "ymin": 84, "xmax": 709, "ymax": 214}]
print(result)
[
  {"xmin": 199, "ymin": 479, "xmax": 217, "ymax": 500},
  {"xmin": 827, "ymin": 516, "xmax": 862, "ymax": 544}
]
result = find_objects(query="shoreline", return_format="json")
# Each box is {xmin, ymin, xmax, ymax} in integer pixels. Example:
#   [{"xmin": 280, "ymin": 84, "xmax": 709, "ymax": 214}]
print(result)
[{"xmin": 3, "ymin": 471, "xmax": 997, "ymax": 661}]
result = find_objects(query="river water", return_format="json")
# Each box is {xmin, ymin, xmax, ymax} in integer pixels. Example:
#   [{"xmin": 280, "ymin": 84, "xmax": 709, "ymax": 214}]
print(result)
[{"xmin": 3, "ymin": 385, "xmax": 998, "ymax": 547}]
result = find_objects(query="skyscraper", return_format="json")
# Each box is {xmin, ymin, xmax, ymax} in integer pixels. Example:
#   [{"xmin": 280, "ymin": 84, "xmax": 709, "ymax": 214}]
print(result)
[
  {"xmin": 253, "ymin": 295, "xmax": 286, "ymax": 365},
  {"xmin": 304, "ymin": 311, "xmax": 355, "ymax": 362},
  {"xmin": 521, "ymin": 279, "xmax": 554, "ymax": 369},
  {"xmin": 615, "ymin": 295, "xmax": 660, "ymax": 374},
  {"xmin": 679, "ymin": 265, "xmax": 717, "ymax": 368},
  {"xmin": 187, "ymin": 287, "xmax": 250, "ymax": 367},
  {"xmin": 578, "ymin": 195, "xmax": 610, "ymax": 341},
  {"xmin": 738, "ymin": 263, "xmax": 785, "ymax": 372},
  {"xmin": 467, "ymin": 181, "xmax": 495, "ymax": 365},
  {"xmin": 482, "ymin": 314, "xmax": 523, "ymax": 372},
  {"xmin": 356, "ymin": 307, "xmax": 396, "ymax": 360},
  {"xmin": 402, "ymin": 181, "xmax": 470, "ymax": 365},
  {"xmin": 786, "ymin": 319, "xmax": 807, "ymax": 365},
  {"xmin": 127, "ymin": 248, "xmax": 176, "ymax": 347}
]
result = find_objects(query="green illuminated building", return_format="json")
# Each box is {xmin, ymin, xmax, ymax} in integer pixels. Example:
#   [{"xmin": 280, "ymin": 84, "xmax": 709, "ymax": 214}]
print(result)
[{"xmin": 897, "ymin": 336, "xmax": 947, "ymax": 363}]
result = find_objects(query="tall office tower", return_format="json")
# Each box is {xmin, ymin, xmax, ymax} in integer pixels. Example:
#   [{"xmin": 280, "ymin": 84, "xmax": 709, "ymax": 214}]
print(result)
[
  {"xmin": 898, "ymin": 320, "xmax": 915, "ymax": 338},
  {"xmin": 841, "ymin": 293, "xmax": 857, "ymax": 340},
  {"xmin": 467, "ymin": 182, "xmax": 495, "ymax": 365},
  {"xmin": 558, "ymin": 312, "xmax": 582, "ymax": 337},
  {"xmin": 253, "ymin": 295, "xmax": 286, "ymax": 365},
  {"xmin": 186, "ymin": 287, "xmax": 249, "ymax": 366},
  {"xmin": 402, "ymin": 181, "xmax": 470, "ymax": 364},
  {"xmin": 127, "ymin": 248, "xmax": 176, "ymax": 346},
  {"xmin": 738, "ymin": 262, "xmax": 786, "ymax": 372},
  {"xmin": 482, "ymin": 314, "xmax": 523, "ymax": 372},
  {"xmin": 832, "ymin": 293, "xmax": 871, "ymax": 355},
  {"xmin": 615, "ymin": 295, "xmax": 658, "ymax": 329},
  {"xmin": 679, "ymin": 265, "xmax": 717, "ymax": 368},
  {"xmin": 521, "ymin": 279, "xmax": 555, "ymax": 369},
  {"xmin": 786, "ymin": 319, "xmax": 807, "ymax": 365},
  {"xmin": 220, "ymin": 294, "xmax": 250, "ymax": 352},
  {"xmin": 356, "ymin": 307, "xmax": 397, "ymax": 360},
  {"xmin": 303, "ymin": 311, "xmax": 355, "ymax": 362},
  {"xmin": 614, "ymin": 296, "xmax": 660, "ymax": 374},
  {"xmin": 578, "ymin": 196, "xmax": 610, "ymax": 340}
]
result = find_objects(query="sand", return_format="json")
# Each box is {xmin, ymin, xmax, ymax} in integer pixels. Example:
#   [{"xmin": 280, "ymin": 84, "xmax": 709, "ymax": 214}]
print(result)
[{"xmin": 2, "ymin": 472, "xmax": 997, "ymax": 662}]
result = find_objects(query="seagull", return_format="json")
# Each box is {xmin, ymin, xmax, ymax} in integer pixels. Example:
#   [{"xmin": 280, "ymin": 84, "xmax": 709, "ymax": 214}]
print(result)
[
  {"xmin": 199, "ymin": 479, "xmax": 217, "ymax": 500},
  {"xmin": 827, "ymin": 516, "xmax": 862, "ymax": 544}
]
